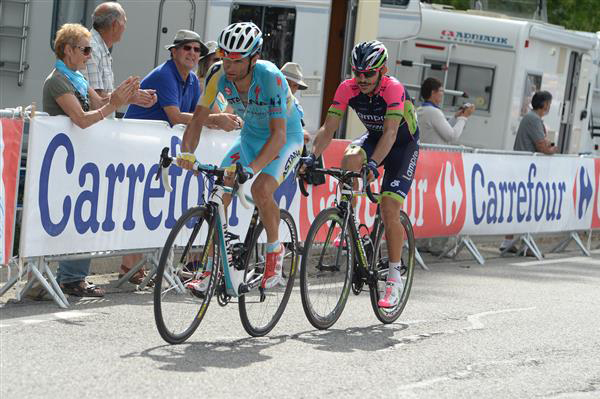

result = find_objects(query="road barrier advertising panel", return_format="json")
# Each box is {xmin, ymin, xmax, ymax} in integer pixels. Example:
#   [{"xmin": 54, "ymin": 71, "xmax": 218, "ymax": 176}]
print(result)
[
  {"xmin": 1, "ymin": 118, "xmax": 24, "ymax": 264},
  {"xmin": 20, "ymin": 116, "xmax": 301, "ymax": 257},
  {"xmin": 19, "ymin": 116, "xmax": 598, "ymax": 259}
]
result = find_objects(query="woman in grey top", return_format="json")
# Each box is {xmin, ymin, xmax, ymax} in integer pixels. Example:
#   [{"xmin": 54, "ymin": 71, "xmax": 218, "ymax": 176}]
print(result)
[{"xmin": 41, "ymin": 23, "xmax": 154, "ymax": 296}]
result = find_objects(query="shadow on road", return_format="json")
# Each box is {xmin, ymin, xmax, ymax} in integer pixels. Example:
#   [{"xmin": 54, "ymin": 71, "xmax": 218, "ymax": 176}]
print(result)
[
  {"xmin": 121, "ymin": 334, "xmax": 288, "ymax": 372},
  {"xmin": 290, "ymin": 323, "xmax": 410, "ymax": 352}
]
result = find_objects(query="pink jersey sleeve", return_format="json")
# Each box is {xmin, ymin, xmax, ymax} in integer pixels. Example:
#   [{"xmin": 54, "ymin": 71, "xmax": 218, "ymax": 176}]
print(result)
[
  {"xmin": 327, "ymin": 79, "xmax": 355, "ymax": 118},
  {"xmin": 381, "ymin": 76, "xmax": 406, "ymax": 120}
]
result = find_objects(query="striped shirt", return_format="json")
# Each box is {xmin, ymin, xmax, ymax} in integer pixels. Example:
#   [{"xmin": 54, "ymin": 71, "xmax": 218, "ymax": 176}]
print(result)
[{"xmin": 83, "ymin": 28, "xmax": 114, "ymax": 92}]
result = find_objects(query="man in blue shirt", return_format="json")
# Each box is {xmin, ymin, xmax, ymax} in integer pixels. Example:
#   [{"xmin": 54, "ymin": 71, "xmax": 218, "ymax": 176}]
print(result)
[{"xmin": 125, "ymin": 29, "xmax": 240, "ymax": 129}]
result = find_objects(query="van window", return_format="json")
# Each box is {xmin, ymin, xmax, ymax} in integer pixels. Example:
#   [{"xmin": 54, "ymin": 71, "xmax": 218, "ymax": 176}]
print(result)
[
  {"xmin": 381, "ymin": 0, "xmax": 411, "ymax": 7},
  {"xmin": 520, "ymin": 73, "xmax": 542, "ymax": 116},
  {"xmin": 51, "ymin": 0, "xmax": 107, "ymax": 50},
  {"xmin": 423, "ymin": 59, "xmax": 495, "ymax": 112},
  {"xmin": 230, "ymin": 3, "xmax": 296, "ymax": 68}
]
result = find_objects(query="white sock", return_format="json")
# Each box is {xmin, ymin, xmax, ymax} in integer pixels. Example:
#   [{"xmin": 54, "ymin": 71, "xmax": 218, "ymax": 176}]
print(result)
[{"xmin": 388, "ymin": 261, "xmax": 402, "ymax": 282}]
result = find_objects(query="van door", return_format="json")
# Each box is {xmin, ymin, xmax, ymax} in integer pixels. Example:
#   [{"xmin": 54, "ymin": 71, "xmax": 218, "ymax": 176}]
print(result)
[
  {"xmin": 558, "ymin": 51, "xmax": 581, "ymax": 153},
  {"xmin": 154, "ymin": 0, "xmax": 196, "ymax": 67}
]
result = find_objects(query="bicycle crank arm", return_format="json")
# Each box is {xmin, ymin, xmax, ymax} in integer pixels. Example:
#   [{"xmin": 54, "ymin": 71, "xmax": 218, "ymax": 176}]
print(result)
[{"xmin": 238, "ymin": 274, "xmax": 262, "ymax": 294}]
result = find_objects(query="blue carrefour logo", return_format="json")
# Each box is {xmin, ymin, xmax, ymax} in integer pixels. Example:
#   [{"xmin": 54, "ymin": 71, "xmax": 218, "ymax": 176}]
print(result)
[{"xmin": 575, "ymin": 166, "xmax": 593, "ymax": 219}]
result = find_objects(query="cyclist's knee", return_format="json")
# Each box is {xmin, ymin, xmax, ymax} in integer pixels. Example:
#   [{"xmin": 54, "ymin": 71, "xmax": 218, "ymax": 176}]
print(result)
[
  {"xmin": 380, "ymin": 195, "xmax": 403, "ymax": 219},
  {"xmin": 251, "ymin": 174, "xmax": 277, "ymax": 204}
]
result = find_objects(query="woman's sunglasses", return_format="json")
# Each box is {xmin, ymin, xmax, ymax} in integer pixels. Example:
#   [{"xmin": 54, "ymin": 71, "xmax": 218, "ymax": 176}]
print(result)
[
  {"xmin": 352, "ymin": 68, "xmax": 378, "ymax": 79},
  {"xmin": 181, "ymin": 44, "xmax": 202, "ymax": 53},
  {"xmin": 76, "ymin": 46, "xmax": 92, "ymax": 56}
]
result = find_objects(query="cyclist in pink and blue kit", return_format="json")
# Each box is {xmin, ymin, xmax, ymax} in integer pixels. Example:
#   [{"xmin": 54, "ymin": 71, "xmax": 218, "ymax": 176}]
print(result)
[{"xmin": 301, "ymin": 40, "xmax": 419, "ymax": 308}]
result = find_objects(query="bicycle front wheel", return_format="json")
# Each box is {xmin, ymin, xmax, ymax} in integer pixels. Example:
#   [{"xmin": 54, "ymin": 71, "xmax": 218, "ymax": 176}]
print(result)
[
  {"xmin": 300, "ymin": 207, "xmax": 353, "ymax": 330},
  {"xmin": 369, "ymin": 211, "xmax": 415, "ymax": 324},
  {"xmin": 238, "ymin": 209, "xmax": 298, "ymax": 337},
  {"xmin": 154, "ymin": 206, "xmax": 220, "ymax": 344}
]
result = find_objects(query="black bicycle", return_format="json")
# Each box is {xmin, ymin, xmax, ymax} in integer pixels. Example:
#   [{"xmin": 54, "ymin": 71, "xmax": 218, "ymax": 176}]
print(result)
[
  {"xmin": 153, "ymin": 148, "xmax": 298, "ymax": 343},
  {"xmin": 297, "ymin": 166, "xmax": 415, "ymax": 329}
]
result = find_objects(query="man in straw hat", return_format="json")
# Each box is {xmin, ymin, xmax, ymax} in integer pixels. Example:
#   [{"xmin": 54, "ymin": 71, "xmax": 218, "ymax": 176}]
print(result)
[{"xmin": 125, "ymin": 29, "xmax": 240, "ymax": 130}]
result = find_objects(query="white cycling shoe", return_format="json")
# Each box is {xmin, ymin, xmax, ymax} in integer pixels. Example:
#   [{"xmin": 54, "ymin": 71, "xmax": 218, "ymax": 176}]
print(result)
[
  {"xmin": 185, "ymin": 271, "xmax": 212, "ymax": 294},
  {"xmin": 377, "ymin": 278, "xmax": 403, "ymax": 308}
]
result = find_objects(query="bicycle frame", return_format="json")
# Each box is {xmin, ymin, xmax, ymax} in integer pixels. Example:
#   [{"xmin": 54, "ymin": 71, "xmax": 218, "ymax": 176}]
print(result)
[{"xmin": 196, "ymin": 176, "xmax": 272, "ymax": 298}]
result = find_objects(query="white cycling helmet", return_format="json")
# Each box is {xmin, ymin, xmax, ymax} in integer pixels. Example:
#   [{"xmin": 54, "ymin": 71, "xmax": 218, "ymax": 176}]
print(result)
[{"xmin": 217, "ymin": 22, "xmax": 263, "ymax": 59}]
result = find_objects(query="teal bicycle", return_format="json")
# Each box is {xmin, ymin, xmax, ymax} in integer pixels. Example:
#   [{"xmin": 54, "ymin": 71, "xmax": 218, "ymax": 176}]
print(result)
[{"xmin": 153, "ymin": 148, "xmax": 298, "ymax": 343}]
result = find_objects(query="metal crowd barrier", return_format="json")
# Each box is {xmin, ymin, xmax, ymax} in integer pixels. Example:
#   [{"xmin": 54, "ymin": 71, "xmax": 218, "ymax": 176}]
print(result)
[{"xmin": 0, "ymin": 110, "xmax": 596, "ymax": 308}]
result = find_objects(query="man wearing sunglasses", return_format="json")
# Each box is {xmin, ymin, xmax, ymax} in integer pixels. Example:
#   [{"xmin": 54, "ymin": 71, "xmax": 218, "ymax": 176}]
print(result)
[
  {"xmin": 178, "ymin": 22, "xmax": 304, "ymax": 292},
  {"xmin": 125, "ymin": 30, "xmax": 240, "ymax": 130},
  {"xmin": 301, "ymin": 40, "xmax": 420, "ymax": 309}
]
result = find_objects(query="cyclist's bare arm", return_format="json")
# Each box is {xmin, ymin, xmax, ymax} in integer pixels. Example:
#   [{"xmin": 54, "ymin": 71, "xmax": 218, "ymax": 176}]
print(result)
[
  {"xmin": 181, "ymin": 105, "xmax": 211, "ymax": 153},
  {"xmin": 312, "ymin": 114, "xmax": 342, "ymax": 157},
  {"xmin": 248, "ymin": 117, "xmax": 286, "ymax": 173},
  {"xmin": 370, "ymin": 118, "xmax": 400, "ymax": 164}
]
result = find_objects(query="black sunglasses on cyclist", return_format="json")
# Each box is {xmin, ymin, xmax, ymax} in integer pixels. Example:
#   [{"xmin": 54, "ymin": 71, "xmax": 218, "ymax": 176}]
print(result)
[
  {"xmin": 76, "ymin": 46, "xmax": 92, "ymax": 56},
  {"xmin": 181, "ymin": 44, "xmax": 202, "ymax": 53},
  {"xmin": 353, "ymin": 69, "xmax": 378, "ymax": 79}
]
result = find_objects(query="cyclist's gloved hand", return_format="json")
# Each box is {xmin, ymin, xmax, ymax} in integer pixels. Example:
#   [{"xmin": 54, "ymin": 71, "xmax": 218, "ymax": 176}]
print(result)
[
  {"xmin": 366, "ymin": 159, "xmax": 380, "ymax": 179},
  {"xmin": 300, "ymin": 153, "xmax": 317, "ymax": 169},
  {"xmin": 177, "ymin": 152, "xmax": 197, "ymax": 170}
]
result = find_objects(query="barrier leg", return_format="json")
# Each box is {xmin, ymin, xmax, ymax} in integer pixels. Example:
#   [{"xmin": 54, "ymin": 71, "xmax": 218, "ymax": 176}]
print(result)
[
  {"xmin": 521, "ymin": 233, "xmax": 543, "ymax": 260},
  {"xmin": 461, "ymin": 236, "xmax": 485, "ymax": 265},
  {"xmin": 137, "ymin": 251, "xmax": 158, "ymax": 290},
  {"xmin": 569, "ymin": 232, "xmax": 590, "ymax": 257},
  {"xmin": 550, "ymin": 232, "xmax": 590, "ymax": 257},
  {"xmin": 550, "ymin": 234, "xmax": 572, "ymax": 253},
  {"xmin": 115, "ymin": 256, "xmax": 147, "ymax": 287},
  {"xmin": 41, "ymin": 260, "xmax": 69, "ymax": 306},
  {"xmin": 449, "ymin": 236, "xmax": 485, "ymax": 265},
  {"xmin": 414, "ymin": 247, "xmax": 430, "ymax": 271},
  {"xmin": 25, "ymin": 259, "xmax": 68, "ymax": 308},
  {"xmin": 0, "ymin": 264, "xmax": 27, "ymax": 297}
]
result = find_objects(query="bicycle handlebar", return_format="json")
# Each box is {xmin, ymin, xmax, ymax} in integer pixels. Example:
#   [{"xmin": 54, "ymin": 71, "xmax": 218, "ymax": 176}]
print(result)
[
  {"xmin": 156, "ymin": 146, "xmax": 251, "ymax": 209},
  {"xmin": 297, "ymin": 165, "xmax": 379, "ymax": 204}
]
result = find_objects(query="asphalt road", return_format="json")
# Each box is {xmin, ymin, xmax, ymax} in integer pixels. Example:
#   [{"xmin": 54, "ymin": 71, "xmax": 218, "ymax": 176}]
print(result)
[{"xmin": 2, "ymin": 250, "xmax": 600, "ymax": 398}]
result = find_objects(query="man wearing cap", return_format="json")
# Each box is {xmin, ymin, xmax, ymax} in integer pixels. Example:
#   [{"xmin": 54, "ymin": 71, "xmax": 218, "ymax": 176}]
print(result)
[{"xmin": 125, "ymin": 30, "xmax": 239, "ymax": 129}]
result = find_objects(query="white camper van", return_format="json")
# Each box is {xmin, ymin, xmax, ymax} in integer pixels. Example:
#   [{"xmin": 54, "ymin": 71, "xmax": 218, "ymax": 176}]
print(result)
[
  {"xmin": 0, "ymin": 0, "xmax": 420, "ymax": 133},
  {"xmin": 385, "ymin": 4, "xmax": 600, "ymax": 154},
  {"xmin": 1, "ymin": 0, "xmax": 597, "ymax": 154}
]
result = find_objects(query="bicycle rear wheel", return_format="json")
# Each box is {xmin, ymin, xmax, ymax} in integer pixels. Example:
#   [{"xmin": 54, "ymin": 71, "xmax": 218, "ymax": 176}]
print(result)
[
  {"xmin": 300, "ymin": 207, "xmax": 353, "ymax": 330},
  {"xmin": 238, "ymin": 209, "xmax": 298, "ymax": 337},
  {"xmin": 369, "ymin": 211, "xmax": 415, "ymax": 324},
  {"xmin": 154, "ymin": 206, "xmax": 220, "ymax": 344}
]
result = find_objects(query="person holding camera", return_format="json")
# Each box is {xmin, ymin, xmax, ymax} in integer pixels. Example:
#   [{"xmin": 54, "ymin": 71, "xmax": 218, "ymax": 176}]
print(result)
[
  {"xmin": 416, "ymin": 77, "xmax": 474, "ymax": 257},
  {"xmin": 417, "ymin": 77, "xmax": 474, "ymax": 145}
]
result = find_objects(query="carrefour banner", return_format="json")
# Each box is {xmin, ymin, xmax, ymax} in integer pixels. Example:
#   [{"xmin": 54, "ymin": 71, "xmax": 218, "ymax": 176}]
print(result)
[
  {"xmin": 20, "ymin": 116, "xmax": 299, "ymax": 258},
  {"xmin": 306, "ymin": 145, "xmax": 597, "ymax": 238},
  {"xmin": 19, "ymin": 116, "xmax": 600, "ymax": 258},
  {"xmin": 1, "ymin": 118, "xmax": 24, "ymax": 264}
]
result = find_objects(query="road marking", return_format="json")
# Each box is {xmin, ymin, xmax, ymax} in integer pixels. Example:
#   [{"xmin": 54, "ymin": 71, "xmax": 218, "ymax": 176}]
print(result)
[
  {"xmin": 466, "ymin": 307, "xmax": 536, "ymax": 330},
  {"xmin": 383, "ymin": 307, "xmax": 536, "ymax": 351},
  {"xmin": 511, "ymin": 256, "xmax": 600, "ymax": 267},
  {"xmin": 0, "ymin": 310, "xmax": 94, "ymax": 328}
]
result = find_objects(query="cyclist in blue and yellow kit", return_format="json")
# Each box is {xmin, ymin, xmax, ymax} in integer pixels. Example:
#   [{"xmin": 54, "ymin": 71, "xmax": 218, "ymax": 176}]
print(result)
[{"xmin": 178, "ymin": 22, "xmax": 304, "ymax": 292}]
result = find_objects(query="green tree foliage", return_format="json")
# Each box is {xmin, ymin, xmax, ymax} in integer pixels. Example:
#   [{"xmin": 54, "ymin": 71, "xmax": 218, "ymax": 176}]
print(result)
[
  {"xmin": 546, "ymin": 0, "xmax": 600, "ymax": 32},
  {"xmin": 429, "ymin": 0, "xmax": 600, "ymax": 32}
]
